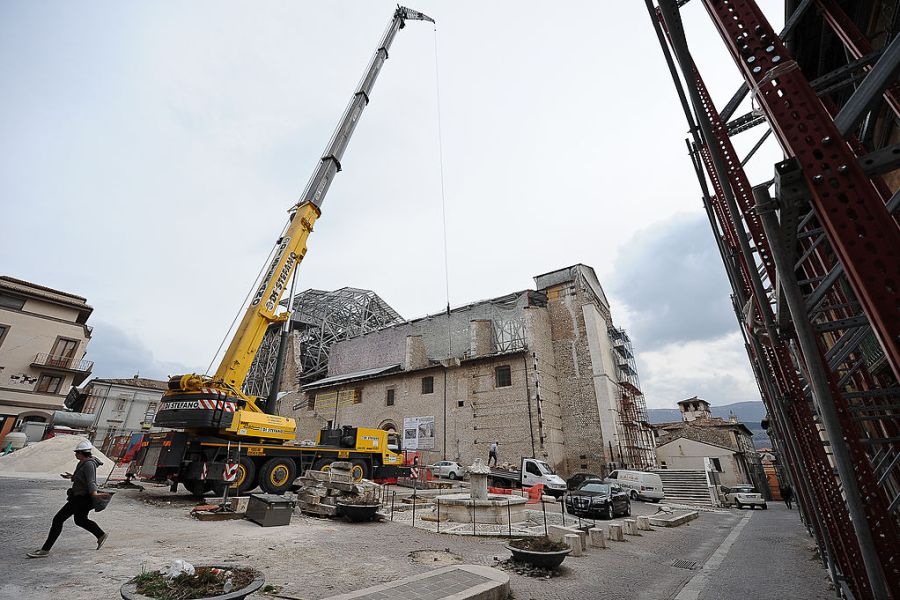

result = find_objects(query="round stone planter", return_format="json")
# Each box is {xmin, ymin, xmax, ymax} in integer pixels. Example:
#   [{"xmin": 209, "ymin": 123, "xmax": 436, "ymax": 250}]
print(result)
[
  {"xmin": 505, "ymin": 544, "xmax": 572, "ymax": 570},
  {"xmin": 120, "ymin": 566, "xmax": 265, "ymax": 600},
  {"xmin": 337, "ymin": 502, "xmax": 381, "ymax": 522}
]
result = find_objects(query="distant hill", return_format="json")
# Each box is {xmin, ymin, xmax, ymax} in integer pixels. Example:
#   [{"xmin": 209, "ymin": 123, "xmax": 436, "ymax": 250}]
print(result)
[{"xmin": 647, "ymin": 401, "xmax": 771, "ymax": 449}]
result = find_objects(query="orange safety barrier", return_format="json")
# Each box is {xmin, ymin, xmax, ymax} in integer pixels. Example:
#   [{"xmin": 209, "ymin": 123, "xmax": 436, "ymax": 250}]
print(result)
[{"xmin": 525, "ymin": 484, "xmax": 544, "ymax": 503}]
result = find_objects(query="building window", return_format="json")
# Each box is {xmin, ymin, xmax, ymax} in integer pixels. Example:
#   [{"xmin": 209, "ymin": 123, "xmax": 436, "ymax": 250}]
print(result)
[
  {"xmin": 353, "ymin": 388, "xmax": 363, "ymax": 404},
  {"xmin": 0, "ymin": 294, "xmax": 25, "ymax": 310},
  {"xmin": 116, "ymin": 395, "xmax": 129, "ymax": 411},
  {"xmin": 144, "ymin": 402, "xmax": 157, "ymax": 422},
  {"xmin": 495, "ymin": 365, "xmax": 512, "ymax": 388},
  {"xmin": 0, "ymin": 324, "xmax": 8, "ymax": 349},
  {"xmin": 421, "ymin": 376, "xmax": 434, "ymax": 394},
  {"xmin": 386, "ymin": 388, "xmax": 395, "ymax": 406},
  {"xmin": 307, "ymin": 395, "xmax": 315, "ymax": 410},
  {"xmin": 50, "ymin": 338, "xmax": 79, "ymax": 365},
  {"xmin": 457, "ymin": 400, "xmax": 465, "ymax": 408},
  {"xmin": 36, "ymin": 374, "xmax": 63, "ymax": 394},
  {"xmin": 711, "ymin": 457, "xmax": 723, "ymax": 472}
]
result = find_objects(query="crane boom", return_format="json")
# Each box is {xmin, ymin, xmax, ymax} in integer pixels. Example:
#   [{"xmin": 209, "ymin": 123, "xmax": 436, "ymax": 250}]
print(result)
[
  {"xmin": 213, "ymin": 5, "xmax": 434, "ymax": 396},
  {"xmin": 157, "ymin": 6, "xmax": 434, "ymax": 442}
]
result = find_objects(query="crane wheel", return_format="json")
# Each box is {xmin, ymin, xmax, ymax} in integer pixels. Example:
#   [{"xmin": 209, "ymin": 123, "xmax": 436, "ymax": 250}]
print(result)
[
  {"xmin": 260, "ymin": 458, "xmax": 297, "ymax": 494},
  {"xmin": 183, "ymin": 479, "xmax": 210, "ymax": 499},
  {"xmin": 349, "ymin": 459, "xmax": 369, "ymax": 483},
  {"xmin": 313, "ymin": 458, "xmax": 333, "ymax": 472},
  {"xmin": 213, "ymin": 456, "xmax": 257, "ymax": 496}
]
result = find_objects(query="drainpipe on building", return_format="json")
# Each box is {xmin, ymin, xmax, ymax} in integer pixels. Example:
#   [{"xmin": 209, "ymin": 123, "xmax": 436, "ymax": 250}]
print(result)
[{"xmin": 522, "ymin": 353, "xmax": 536, "ymax": 457}]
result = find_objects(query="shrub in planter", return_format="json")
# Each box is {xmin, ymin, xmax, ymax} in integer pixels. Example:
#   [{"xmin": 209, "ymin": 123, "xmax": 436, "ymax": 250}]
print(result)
[{"xmin": 121, "ymin": 565, "xmax": 264, "ymax": 600}]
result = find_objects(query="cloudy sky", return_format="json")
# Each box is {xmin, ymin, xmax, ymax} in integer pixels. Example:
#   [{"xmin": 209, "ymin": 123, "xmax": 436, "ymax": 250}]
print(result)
[{"xmin": 1, "ymin": 1, "xmax": 785, "ymax": 408}]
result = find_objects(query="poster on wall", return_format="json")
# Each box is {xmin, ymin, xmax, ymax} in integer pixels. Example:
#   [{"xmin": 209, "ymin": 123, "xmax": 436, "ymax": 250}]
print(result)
[{"xmin": 402, "ymin": 416, "xmax": 435, "ymax": 450}]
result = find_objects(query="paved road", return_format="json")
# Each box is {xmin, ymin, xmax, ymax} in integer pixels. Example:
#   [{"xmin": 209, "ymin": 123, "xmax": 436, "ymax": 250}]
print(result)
[
  {"xmin": 692, "ymin": 503, "xmax": 834, "ymax": 600},
  {"xmin": 0, "ymin": 477, "xmax": 834, "ymax": 600}
]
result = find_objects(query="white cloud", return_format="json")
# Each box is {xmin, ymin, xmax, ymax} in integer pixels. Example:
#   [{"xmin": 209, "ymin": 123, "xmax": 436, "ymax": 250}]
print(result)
[{"xmin": 636, "ymin": 332, "xmax": 760, "ymax": 409}]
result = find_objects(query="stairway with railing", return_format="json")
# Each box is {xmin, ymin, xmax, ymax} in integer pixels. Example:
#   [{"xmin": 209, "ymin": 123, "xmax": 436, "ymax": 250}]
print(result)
[{"xmin": 655, "ymin": 469, "xmax": 716, "ymax": 507}]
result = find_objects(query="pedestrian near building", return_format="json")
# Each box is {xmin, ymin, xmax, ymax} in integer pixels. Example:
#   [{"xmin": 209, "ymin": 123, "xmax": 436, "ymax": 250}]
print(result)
[
  {"xmin": 488, "ymin": 441, "xmax": 498, "ymax": 467},
  {"xmin": 781, "ymin": 483, "xmax": 793, "ymax": 509},
  {"xmin": 27, "ymin": 440, "xmax": 109, "ymax": 558}
]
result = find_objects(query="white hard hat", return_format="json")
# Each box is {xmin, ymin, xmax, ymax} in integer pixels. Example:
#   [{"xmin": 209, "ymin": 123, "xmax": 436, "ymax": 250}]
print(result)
[{"xmin": 74, "ymin": 440, "xmax": 93, "ymax": 452}]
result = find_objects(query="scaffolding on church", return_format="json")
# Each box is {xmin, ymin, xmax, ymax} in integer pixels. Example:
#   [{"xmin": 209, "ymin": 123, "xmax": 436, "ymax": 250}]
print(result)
[
  {"xmin": 609, "ymin": 327, "xmax": 656, "ymax": 469},
  {"xmin": 244, "ymin": 287, "xmax": 404, "ymax": 398}
]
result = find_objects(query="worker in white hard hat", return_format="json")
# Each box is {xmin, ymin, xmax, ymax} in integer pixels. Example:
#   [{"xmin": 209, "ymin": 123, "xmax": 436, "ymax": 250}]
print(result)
[{"xmin": 27, "ymin": 439, "xmax": 109, "ymax": 558}]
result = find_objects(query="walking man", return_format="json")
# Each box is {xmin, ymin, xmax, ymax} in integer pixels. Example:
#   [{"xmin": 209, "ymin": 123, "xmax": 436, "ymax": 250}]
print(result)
[
  {"xmin": 27, "ymin": 440, "xmax": 108, "ymax": 558},
  {"xmin": 488, "ymin": 441, "xmax": 498, "ymax": 467},
  {"xmin": 781, "ymin": 483, "xmax": 794, "ymax": 510}
]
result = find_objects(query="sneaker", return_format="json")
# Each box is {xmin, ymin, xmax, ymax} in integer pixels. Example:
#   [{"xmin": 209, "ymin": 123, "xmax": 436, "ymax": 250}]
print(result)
[
  {"xmin": 97, "ymin": 533, "xmax": 108, "ymax": 550},
  {"xmin": 27, "ymin": 550, "xmax": 49, "ymax": 559}
]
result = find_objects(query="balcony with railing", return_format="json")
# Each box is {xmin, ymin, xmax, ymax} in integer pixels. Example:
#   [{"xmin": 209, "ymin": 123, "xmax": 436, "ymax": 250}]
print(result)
[{"xmin": 31, "ymin": 353, "xmax": 94, "ymax": 384}]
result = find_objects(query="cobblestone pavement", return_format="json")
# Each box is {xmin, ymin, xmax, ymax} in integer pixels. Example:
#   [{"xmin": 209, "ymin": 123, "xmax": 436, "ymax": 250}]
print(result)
[{"xmin": 0, "ymin": 478, "xmax": 833, "ymax": 600}]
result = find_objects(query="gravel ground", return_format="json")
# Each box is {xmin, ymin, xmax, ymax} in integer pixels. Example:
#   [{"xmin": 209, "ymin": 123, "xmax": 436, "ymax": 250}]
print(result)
[{"xmin": 0, "ymin": 478, "xmax": 831, "ymax": 600}]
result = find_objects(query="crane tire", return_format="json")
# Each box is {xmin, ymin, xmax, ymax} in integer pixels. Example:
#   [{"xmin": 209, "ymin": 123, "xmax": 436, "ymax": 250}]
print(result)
[
  {"xmin": 213, "ymin": 456, "xmax": 257, "ymax": 496},
  {"xmin": 349, "ymin": 459, "xmax": 369, "ymax": 483},
  {"xmin": 313, "ymin": 458, "xmax": 333, "ymax": 472},
  {"xmin": 259, "ymin": 458, "xmax": 297, "ymax": 494}
]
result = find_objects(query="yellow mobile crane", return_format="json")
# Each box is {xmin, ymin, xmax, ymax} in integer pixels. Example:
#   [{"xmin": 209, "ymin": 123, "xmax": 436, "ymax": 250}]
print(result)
[{"xmin": 132, "ymin": 6, "xmax": 434, "ymax": 496}]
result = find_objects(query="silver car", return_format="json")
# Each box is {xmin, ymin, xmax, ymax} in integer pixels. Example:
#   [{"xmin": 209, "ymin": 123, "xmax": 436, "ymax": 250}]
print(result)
[
  {"xmin": 427, "ymin": 460, "xmax": 465, "ymax": 480},
  {"xmin": 723, "ymin": 485, "xmax": 767, "ymax": 509}
]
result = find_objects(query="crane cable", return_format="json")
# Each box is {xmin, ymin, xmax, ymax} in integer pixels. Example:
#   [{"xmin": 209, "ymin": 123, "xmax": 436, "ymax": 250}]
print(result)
[{"xmin": 433, "ymin": 26, "xmax": 451, "ymax": 360}]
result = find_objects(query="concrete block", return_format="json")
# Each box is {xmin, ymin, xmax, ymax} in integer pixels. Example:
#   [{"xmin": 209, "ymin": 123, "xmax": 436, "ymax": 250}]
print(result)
[
  {"xmin": 637, "ymin": 516, "xmax": 652, "ymax": 531},
  {"xmin": 547, "ymin": 524, "xmax": 582, "ymax": 544},
  {"xmin": 228, "ymin": 496, "xmax": 250, "ymax": 513},
  {"xmin": 624, "ymin": 519, "xmax": 638, "ymax": 535},
  {"xmin": 563, "ymin": 533, "xmax": 583, "ymax": 556},
  {"xmin": 649, "ymin": 510, "xmax": 699, "ymax": 528},
  {"xmin": 588, "ymin": 527, "xmax": 607, "ymax": 548},
  {"xmin": 608, "ymin": 523, "xmax": 624, "ymax": 541}
]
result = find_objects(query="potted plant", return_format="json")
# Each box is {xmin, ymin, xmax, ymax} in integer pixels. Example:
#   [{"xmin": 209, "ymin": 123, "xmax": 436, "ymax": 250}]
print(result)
[
  {"xmin": 120, "ymin": 565, "xmax": 264, "ymax": 600},
  {"xmin": 505, "ymin": 537, "xmax": 572, "ymax": 569}
]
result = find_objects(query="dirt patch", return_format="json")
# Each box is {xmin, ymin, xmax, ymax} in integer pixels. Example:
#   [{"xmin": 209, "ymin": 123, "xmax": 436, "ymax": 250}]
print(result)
[
  {"xmin": 508, "ymin": 537, "xmax": 567, "ymax": 552},
  {"xmin": 493, "ymin": 558, "xmax": 567, "ymax": 579},
  {"xmin": 130, "ymin": 566, "xmax": 258, "ymax": 599},
  {"xmin": 408, "ymin": 549, "xmax": 463, "ymax": 566}
]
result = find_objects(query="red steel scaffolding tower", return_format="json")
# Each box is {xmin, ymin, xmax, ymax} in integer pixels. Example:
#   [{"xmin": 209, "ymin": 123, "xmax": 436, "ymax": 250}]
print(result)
[{"xmin": 648, "ymin": 0, "xmax": 900, "ymax": 598}]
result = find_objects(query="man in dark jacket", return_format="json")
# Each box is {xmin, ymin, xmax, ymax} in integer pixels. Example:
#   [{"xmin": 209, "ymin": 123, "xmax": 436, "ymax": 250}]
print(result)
[{"xmin": 27, "ymin": 439, "xmax": 108, "ymax": 558}]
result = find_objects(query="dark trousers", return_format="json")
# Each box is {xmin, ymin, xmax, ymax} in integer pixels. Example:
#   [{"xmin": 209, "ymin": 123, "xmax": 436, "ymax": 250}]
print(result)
[
  {"xmin": 488, "ymin": 451, "xmax": 497, "ymax": 466},
  {"xmin": 42, "ymin": 495, "xmax": 104, "ymax": 551}
]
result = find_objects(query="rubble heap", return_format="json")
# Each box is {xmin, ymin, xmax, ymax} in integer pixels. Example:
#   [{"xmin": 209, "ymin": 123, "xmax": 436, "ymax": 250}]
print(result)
[{"xmin": 295, "ymin": 461, "xmax": 382, "ymax": 518}]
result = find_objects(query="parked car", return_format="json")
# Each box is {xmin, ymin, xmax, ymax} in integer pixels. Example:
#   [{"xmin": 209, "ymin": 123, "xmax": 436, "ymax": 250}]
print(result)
[
  {"xmin": 604, "ymin": 469, "xmax": 665, "ymax": 502},
  {"xmin": 722, "ymin": 485, "xmax": 767, "ymax": 509},
  {"xmin": 566, "ymin": 472, "xmax": 601, "ymax": 490},
  {"xmin": 427, "ymin": 460, "xmax": 465, "ymax": 480},
  {"xmin": 565, "ymin": 481, "xmax": 631, "ymax": 519}
]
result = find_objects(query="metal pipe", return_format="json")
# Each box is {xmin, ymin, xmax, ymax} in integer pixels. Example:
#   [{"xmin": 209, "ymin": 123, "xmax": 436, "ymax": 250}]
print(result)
[{"xmin": 753, "ymin": 185, "xmax": 890, "ymax": 600}]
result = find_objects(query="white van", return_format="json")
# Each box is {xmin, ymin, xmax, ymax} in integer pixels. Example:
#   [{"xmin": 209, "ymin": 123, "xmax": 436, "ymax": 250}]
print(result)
[{"xmin": 605, "ymin": 470, "xmax": 665, "ymax": 502}]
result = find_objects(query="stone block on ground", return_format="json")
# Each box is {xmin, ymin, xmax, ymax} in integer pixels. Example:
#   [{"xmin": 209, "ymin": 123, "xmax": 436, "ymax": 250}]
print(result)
[
  {"xmin": 564, "ymin": 533, "xmax": 583, "ymax": 556},
  {"xmin": 624, "ymin": 519, "xmax": 639, "ymax": 535},
  {"xmin": 589, "ymin": 527, "xmax": 607, "ymax": 548},
  {"xmin": 547, "ymin": 524, "xmax": 582, "ymax": 544},
  {"xmin": 649, "ymin": 510, "xmax": 699, "ymax": 528},
  {"xmin": 637, "ymin": 516, "xmax": 652, "ymax": 531},
  {"xmin": 608, "ymin": 523, "xmax": 625, "ymax": 541},
  {"xmin": 228, "ymin": 496, "xmax": 250, "ymax": 513}
]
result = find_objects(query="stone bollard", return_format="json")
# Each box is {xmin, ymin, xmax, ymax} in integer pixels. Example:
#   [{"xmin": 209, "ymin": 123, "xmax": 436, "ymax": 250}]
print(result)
[
  {"xmin": 548, "ymin": 524, "xmax": 581, "ymax": 544},
  {"xmin": 564, "ymin": 533, "xmax": 583, "ymax": 556},
  {"xmin": 608, "ymin": 523, "xmax": 625, "ymax": 541},
  {"xmin": 624, "ymin": 519, "xmax": 638, "ymax": 535},
  {"xmin": 589, "ymin": 527, "xmax": 607, "ymax": 549},
  {"xmin": 637, "ymin": 516, "xmax": 652, "ymax": 531}
]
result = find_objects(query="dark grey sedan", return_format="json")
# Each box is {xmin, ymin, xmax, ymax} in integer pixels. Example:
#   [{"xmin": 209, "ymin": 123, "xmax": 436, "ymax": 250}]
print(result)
[{"xmin": 565, "ymin": 482, "xmax": 631, "ymax": 519}]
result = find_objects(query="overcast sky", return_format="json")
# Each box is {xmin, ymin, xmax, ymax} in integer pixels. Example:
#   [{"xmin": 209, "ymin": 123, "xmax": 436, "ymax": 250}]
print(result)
[{"xmin": 1, "ymin": 1, "xmax": 785, "ymax": 409}]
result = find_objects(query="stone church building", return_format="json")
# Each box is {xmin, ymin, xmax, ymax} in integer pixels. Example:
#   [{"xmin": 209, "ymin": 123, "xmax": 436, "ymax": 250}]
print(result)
[{"xmin": 282, "ymin": 265, "xmax": 655, "ymax": 477}]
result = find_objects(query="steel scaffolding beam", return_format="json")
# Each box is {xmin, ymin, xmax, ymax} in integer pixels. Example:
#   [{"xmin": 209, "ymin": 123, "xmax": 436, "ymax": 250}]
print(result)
[{"xmin": 650, "ymin": 0, "xmax": 900, "ymax": 597}]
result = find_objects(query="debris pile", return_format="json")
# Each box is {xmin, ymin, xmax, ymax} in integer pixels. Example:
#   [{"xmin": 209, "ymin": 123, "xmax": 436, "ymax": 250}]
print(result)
[
  {"xmin": 295, "ymin": 461, "xmax": 382, "ymax": 517},
  {"xmin": 0, "ymin": 435, "xmax": 113, "ymax": 480}
]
